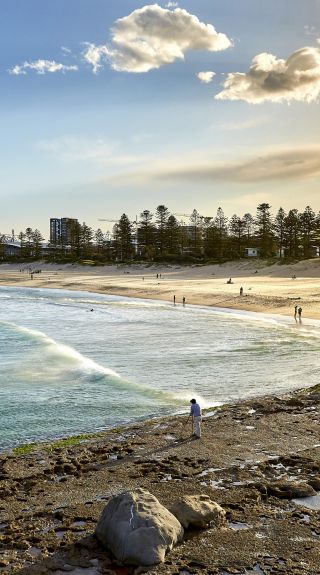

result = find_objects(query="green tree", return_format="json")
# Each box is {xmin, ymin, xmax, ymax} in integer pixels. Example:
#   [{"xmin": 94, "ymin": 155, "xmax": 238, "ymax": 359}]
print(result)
[
  {"xmin": 18, "ymin": 231, "xmax": 26, "ymax": 258},
  {"xmin": 155, "ymin": 205, "xmax": 170, "ymax": 255},
  {"xmin": 113, "ymin": 214, "xmax": 133, "ymax": 261},
  {"xmin": 229, "ymin": 214, "xmax": 245, "ymax": 258},
  {"xmin": 243, "ymin": 213, "xmax": 254, "ymax": 243},
  {"xmin": 189, "ymin": 209, "xmax": 203, "ymax": 253},
  {"xmin": 166, "ymin": 215, "xmax": 181, "ymax": 255},
  {"xmin": 32, "ymin": 229, "xmax": 44, "ymax": 259},
  {"xmin": 300, "ymin": 205, "xmax": 316, "ymax": 258},
  {"xmin": 138, "ymin": 210, "xmax": 155, "ymax": 258},
  {"xmin": 214, "ymin": 207, "xmax": 228, "ymax": 260},
  {"xmin": 283, "ymin": 209, "xmax": 300, "ymax": 258},
  {"xmin": 273, "ymin": 207, "xmax": 286, "ymax": 258},
  {"xmin": 255, "ymin": 203, "xmax": 274, "ymax": 257}
]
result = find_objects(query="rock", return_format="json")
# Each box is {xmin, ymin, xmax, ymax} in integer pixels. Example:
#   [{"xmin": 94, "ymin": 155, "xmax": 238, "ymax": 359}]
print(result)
[
  {"xmin": 95, "ymin": 488, "xmax": 184, "ymax": 565},
  {"xmin": 268, "ymin": 481, "xmax": 316, "ymax": 499},
  {"xmin": 170, "ymin": 495, "xmax": 226, "ymax": 529},
  {"xmin": 308, "ymin": 477, "xmax": 320, "ymax": 491}
]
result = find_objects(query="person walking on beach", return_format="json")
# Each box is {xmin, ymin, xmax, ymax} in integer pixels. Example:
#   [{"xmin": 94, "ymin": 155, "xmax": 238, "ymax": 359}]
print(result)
[
  {"xmin": 190, "ymin": 399, "xmax": 201, "ymax": 438},
  {"xmin": 173, "ymin": 294, "xmax": 176, "ymax": 305},
  {"xmin": 298, "ymin": 307, "xmax": 302, "ymax": 321},
  {"xmin": 182, "ymin": 296, "xmax": 185, "ymax": 307},
  {"xmin": 240, "ymin": 286, "xmax": 243, "ymax": 296},
  {"xmin": 294, "ymin": 305, "xmax": 298, "ymax": 319}
]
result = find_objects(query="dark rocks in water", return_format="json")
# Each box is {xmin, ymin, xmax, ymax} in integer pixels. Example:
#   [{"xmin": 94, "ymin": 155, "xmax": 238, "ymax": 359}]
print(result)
[
  {"xmin": 308, "ymin": 477, "xmax": 320, "ymax": 491},
  {"xmin": 267, "ymin": 481, "xmax": 316, "ymax": 499}
]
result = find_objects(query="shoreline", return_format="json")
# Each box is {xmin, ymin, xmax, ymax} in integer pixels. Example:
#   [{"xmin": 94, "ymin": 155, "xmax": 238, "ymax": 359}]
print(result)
[
  {"xmin": 1, "ymin": 259, "xmax": 320, "ymax": 319},
  {"xmin": 1, "ymin": 262, "xmax": 320, "ymax": 573},
  {"xmin": 1, "ymin": 383, "xmax": 319, "ymax": 574}
]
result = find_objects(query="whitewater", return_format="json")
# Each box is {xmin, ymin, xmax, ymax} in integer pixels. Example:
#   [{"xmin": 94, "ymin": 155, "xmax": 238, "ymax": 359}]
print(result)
[{"xmin": 0, "ymin": 286, "xmax": 319, "ymax": 451}]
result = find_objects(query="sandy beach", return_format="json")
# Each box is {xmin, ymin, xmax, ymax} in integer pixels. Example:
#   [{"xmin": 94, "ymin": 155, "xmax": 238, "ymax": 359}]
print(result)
[
  {"xmin": 0, "ymin": 260, "xmax": 319, "ymax": 574},
  {"xmin": 1, "ymin": 258, "xmax": 320, "ymax": 319}
]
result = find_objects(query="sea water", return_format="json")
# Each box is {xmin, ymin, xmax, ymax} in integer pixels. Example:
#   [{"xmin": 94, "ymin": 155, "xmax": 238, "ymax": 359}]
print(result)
[{"xmin": 0, "ymin": 286, "xmax": 319, "ymax": 450}]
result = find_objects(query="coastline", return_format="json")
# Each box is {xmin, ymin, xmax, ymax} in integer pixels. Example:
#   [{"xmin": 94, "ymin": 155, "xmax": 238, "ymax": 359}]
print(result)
[
  {"xmin": 1, "ymin": 258, "xmax": 320, "ymax": 318},
  {"xmin": 0, "ymin": 384, "xmax": 319, "ymax": 574},
  {"xmin": 1, "ymin": 262, "xmax": 320, "ymax": 573}
]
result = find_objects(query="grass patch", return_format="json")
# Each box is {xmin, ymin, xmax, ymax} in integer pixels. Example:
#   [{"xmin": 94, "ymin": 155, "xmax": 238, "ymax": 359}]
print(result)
[
  {"xmin": 13, "ymin": 443, "xmax": 38, "ymax": 455},
  {"xmin": 12, "ymin": 433, "xmax": 101, "ymax": 456},
  {"xmin": 44, "ymin": 433, "xmax": 99, "ymax": 451}
]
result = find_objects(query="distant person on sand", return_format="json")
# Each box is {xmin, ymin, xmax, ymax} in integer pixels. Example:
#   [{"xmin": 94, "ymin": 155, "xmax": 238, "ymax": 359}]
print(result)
[
  {"xmin": 240, "ymin": 286, "xmax": 243, "ymax": 296},
  {"xmin": 182, "ymin": 296, "xmax": 185, "ymax": 306},
  {"xmin": 227, "ymin": 278, "xmax": 232, "ymax": 284},
  {"xmin": 294, "ymin": 305, "xmax": 298, "ymax": 319},
  {"xmin": 190, "ymin": 399, "xmax": 201, "ymax": 438},
  {"xmin": 298, "ymin": 307, "xmax": 302, "ymax": 321},
  {"xmin": 173, "ymin": 294, "xmax": 176, "ymax": 305}
]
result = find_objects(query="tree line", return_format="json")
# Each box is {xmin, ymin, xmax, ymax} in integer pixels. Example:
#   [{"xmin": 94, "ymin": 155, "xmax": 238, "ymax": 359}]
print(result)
[{"xmin": 1, "ymin": 203, "xmax": 320, "ymax": 263}]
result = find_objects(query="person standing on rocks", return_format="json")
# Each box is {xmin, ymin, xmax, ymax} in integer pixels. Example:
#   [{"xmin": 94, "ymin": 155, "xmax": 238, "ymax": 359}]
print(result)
[{"xmin": 190, "ymin": 398, "xmax": 201, "ymax": 439}]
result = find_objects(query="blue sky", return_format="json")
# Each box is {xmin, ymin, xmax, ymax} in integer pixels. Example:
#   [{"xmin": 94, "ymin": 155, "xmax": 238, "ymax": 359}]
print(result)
[{"xmin": 1, "ymin": 0, "xmax": 320, "ymax": 238}]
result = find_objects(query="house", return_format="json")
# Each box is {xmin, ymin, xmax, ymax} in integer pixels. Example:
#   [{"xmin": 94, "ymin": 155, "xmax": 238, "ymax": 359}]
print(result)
[{"xmin": 244, "ymin": 247, "xmax": 259, "ymax": 258}]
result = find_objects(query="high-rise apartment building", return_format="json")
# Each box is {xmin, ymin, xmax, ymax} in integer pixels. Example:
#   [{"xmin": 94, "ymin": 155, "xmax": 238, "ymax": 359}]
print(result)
[{"xmin": 50, "ymin": 217, "xmax": 78, "ymax": 245}]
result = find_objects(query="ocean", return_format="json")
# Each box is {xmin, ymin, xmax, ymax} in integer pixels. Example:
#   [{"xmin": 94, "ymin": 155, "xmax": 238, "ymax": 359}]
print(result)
[{"xmin": 0, "ymin": 286, "xmax": 319, "ymax": 451}]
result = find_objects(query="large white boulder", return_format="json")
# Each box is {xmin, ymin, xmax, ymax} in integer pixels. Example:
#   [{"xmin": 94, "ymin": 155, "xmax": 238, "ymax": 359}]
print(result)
[
  {"xmin": 170, "ymin": 494, "xmax": 226, "ymax": 529},
  {"xmin": 95, "ymin": 488, "xmax": 184, "ymax": 565}
]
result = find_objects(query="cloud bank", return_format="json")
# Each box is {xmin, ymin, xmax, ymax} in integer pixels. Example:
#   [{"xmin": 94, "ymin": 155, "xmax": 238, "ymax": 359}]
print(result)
[
  {"xmin": 216, "ymin": 46, "xmax": 320, "ymax": 103},
  {"xmin": 118, "ymin": 146, "xmax": 320, "ymax": 185},
  {"xmin": 9, "ymin": 59, "xmax": 78, "ymax": 75},
  {"xmin": 83, "ymin": 3, "xmax": 231, "ymax": 73},
  {"xmin": 197, "ymin": 71, "xmax": 216, "ymax": 83}
]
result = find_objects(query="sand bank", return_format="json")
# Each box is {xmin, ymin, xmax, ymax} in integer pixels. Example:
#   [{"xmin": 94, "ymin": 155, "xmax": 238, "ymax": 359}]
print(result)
[{"xmin": 1, "ymin": 258, "xmax": 320, "ymax": 319}]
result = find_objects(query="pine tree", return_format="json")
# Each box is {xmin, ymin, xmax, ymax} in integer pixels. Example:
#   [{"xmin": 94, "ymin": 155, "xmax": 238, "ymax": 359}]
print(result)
[
  {"xmin": 113, "ymin": 214, "xmax": 133, "ymax": 261},
  {"xmin": 255, "ymin": 203, "xmax": 274, "ymax": 258}
]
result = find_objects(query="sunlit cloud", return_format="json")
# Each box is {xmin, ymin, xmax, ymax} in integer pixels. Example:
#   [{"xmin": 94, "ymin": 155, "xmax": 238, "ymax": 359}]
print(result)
[
  {"xmin": 197, "ymin": 71, "xmax": 216, "ymax": 83},
  {"xmin": 113, "ymin": 146, "xmax": 320, "ymax": 185},
  {"xmin": 8, "ymin": 59, "xmax": 78, "ymax": 75},
  {"xmin": 215, "ymin": 46, "xmax": 320, "ymax": 103},
  {"xmin": 165, "ymin": 2, "xmax": 178, "ymax": 7},
  {"xmin": 82, "ymin": 43, "xmax": 109, "ymax": 74},
  {"xmin": 83, "ymin": 4, "xmax": 232, "ymax": 73}
]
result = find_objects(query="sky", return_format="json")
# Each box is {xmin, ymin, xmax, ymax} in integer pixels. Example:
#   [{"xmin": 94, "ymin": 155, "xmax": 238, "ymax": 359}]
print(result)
[{"xmin": 1, "ymin": 0, "xmax": 320, "ymax": 239}]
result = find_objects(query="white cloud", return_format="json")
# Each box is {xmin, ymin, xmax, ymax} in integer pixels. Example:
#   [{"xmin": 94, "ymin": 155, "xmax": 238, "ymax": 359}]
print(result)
[
  {"xmin": 215, "ymin": 46, "xmax": 320, "ymax": 103},
  {"xmin": 165, "ymin": 2, "xmax": 178, "ymax": 7},
  {"xmin": 197, "ymin": 70, "xmax": 216, "ymax": 83},
  {"xmin": 83, "ymin": 3, "xmax": 231, "ymax": 73},
  {"xmin": 82, "ymin": 43, "xmax": 109, "ymax": 74},
  {"xmin": 9, "ymin": 59, "xmax": 78, "ymax": 75},
  {"xmin": 304, "ymin": 25, "xmax": 317, "ymax": 36}
]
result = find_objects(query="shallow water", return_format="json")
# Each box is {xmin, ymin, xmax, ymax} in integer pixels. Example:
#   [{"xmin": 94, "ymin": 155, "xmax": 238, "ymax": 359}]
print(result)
[{"xmin": 0, "ymin": 286, "xmax": 319, "ymax": 450}]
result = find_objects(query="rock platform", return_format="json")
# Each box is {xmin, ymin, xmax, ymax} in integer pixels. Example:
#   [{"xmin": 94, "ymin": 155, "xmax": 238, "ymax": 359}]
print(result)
[{"xmin": 0, "ymin": 385, "xmax": 319, "ymax": 574}]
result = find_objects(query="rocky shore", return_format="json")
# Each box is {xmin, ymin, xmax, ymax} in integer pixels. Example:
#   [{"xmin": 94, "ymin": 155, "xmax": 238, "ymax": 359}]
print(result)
[{"xmin": 1, "ymin": 385, "xmax": 319, "ymax": 575}]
